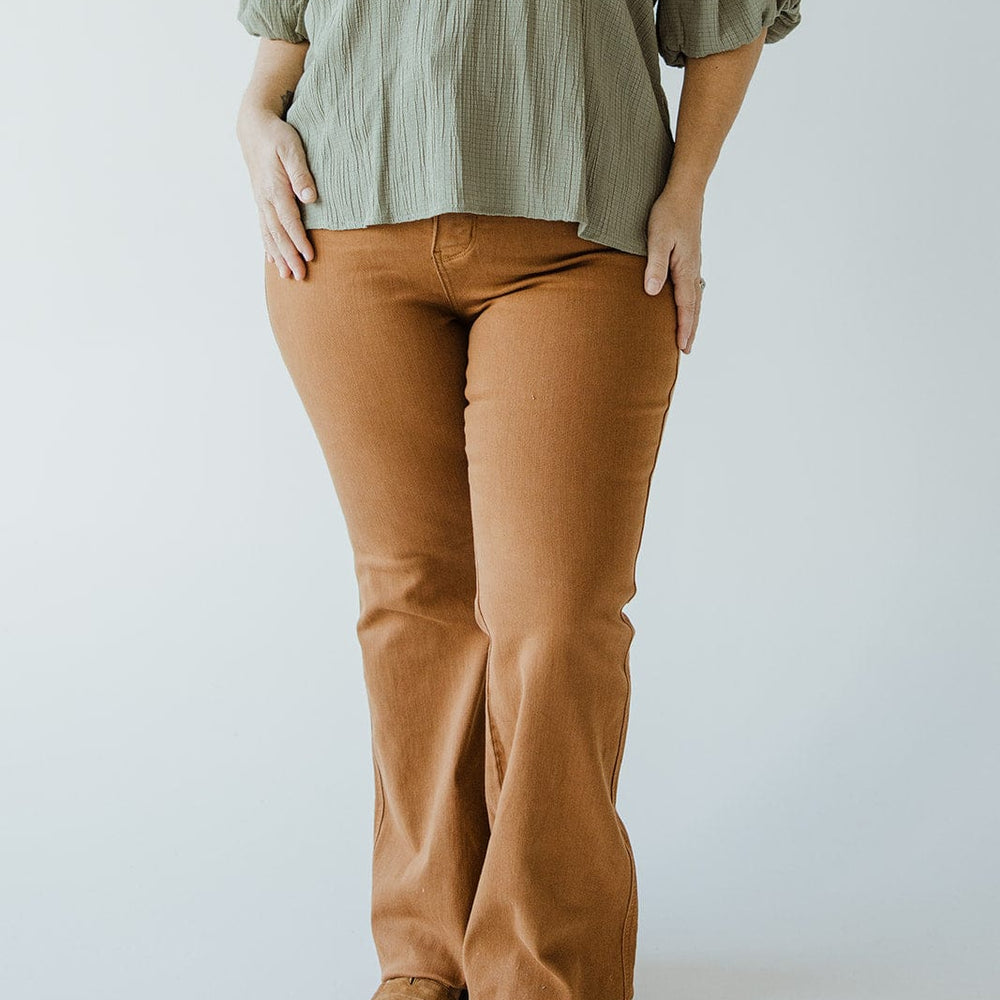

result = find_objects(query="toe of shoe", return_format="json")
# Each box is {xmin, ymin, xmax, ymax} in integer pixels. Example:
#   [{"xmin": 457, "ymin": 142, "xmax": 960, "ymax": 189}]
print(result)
[{"xmin": 370, "ymin": 976, "xmax": 465, "ymax": 1000}]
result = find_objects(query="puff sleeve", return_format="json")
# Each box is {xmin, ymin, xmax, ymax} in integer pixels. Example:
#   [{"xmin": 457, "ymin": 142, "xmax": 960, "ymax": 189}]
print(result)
[
  {"xmin": 237, "ymin": 1, "xmax": 310, "ymax": 44},
  {"xmin": 655, "ymin": 0, "xmax": 801, "ymax": 68}
]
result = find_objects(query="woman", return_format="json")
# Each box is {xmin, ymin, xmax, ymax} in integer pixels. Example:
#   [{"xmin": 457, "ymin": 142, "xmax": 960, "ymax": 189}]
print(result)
[{"xmin": 235, "ymin": 2, "xmax": 802, "ymax": 999}]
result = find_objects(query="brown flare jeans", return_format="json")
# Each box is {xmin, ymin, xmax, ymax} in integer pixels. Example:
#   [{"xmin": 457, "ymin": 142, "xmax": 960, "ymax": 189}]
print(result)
[{"xmin": 261, "ymin": 212, "xmax": 682, "ymax": 1000}]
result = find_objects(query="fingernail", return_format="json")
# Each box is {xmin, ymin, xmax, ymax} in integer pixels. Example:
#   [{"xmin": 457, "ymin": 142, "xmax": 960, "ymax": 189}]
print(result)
[
  {"xmin": 645, "ymin": 277, "xmax": 658, "ymax": 294},
  {"xmin": 300, "ymin": 187, "xmax": 315, "ymax": 200}
]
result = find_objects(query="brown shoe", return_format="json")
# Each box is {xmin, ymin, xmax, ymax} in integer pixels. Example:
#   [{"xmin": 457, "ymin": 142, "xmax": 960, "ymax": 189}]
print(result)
[{"xmin": 370, "ymin": 976, "xmax": 467, "ymax": 1000}]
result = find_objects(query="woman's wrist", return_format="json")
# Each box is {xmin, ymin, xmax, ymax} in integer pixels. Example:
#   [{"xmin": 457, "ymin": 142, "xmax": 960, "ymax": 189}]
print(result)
[
  {"xmin": 660, "ymin": 145, "xmax": 710, "ymax": 199},
  {"xmin": 238, "ymin": 93, "xmax": 293, "ymax": 126},
  {"xmin": 660, "ymin": 175, "xmax": 707, "ymax": 208}
]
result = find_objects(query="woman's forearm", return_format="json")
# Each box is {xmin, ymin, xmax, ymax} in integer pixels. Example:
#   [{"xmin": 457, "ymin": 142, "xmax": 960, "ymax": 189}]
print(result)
[
  {"xmin": 663, "ymin": 26, "xmax": 768, "ymax": 200},
  {"xmin": 238, "ymin": 37, "xmax": 309, "ymax": 122}
]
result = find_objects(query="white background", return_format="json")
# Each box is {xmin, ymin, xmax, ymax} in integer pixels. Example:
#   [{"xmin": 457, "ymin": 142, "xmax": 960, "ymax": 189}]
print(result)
[{"xmin": 1, "ymin": 3, "xmax": 997, "ymax": 998}]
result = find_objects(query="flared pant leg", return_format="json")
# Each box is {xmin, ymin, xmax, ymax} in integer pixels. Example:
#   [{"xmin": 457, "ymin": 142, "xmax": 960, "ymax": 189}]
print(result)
[
  {"xmin": 444, "ymin": 215, "xmax": 681, "ymax": 1000},
  {"xmin": 263, "ymin": 221, "xmax": 489, "ymax": 994}
]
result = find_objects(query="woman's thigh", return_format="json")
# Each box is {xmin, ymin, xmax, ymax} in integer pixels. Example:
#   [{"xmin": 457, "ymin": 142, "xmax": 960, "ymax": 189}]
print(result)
[
  {"xmin": 261, "ymin": 225, "xmax": 476, "ymax": 563},
  {"xmin": 463, "ymin": 223, "xmax": 682, "ymax": 633}
]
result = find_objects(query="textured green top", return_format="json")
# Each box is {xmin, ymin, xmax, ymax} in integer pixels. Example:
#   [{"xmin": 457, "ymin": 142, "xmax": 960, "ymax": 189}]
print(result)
[{"xmin": 237, "ymin": 1, "xmax": 802, "ymax": 257}]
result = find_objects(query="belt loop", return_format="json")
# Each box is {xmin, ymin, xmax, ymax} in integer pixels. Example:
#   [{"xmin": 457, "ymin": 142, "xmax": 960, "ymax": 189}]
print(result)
[{"xmin": 431, "ymin": 213, "xmax": 440, "ymax": 255}]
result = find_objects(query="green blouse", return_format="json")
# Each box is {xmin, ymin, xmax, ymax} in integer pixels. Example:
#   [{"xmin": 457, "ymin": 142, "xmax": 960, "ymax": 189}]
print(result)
[{"xmin": 237, "ymin": 1, "xmax": 802, "ymax": 257}]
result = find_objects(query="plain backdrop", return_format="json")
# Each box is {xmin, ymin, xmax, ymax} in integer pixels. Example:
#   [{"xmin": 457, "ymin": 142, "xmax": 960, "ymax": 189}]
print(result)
[{"xmin": 1, "ymin": 3, "xmax": 997, "ymax": 999}]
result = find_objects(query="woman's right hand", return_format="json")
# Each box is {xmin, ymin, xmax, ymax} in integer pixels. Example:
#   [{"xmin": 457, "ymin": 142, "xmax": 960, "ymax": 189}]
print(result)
[{"xmin": 237, "ymin": 106, "xmax": 317, "ymax": 280}]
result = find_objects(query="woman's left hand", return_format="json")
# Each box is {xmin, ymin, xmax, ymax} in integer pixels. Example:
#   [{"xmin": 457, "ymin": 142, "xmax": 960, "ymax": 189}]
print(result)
[{"xmin": 644, "ymin": 185, "xmax": 706, "ymax": 355}]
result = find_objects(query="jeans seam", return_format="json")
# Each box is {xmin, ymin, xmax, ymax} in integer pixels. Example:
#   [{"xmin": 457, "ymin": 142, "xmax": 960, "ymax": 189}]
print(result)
[
  {"xmin": 436, "ymin": 213, "xmax": 477, "ymax": 262},
  {"xmin": 612, "ymin": 346, "xmax": 682, "ymax": 1000},
  {"xmin": 475, "ymin": 587, "xmax": 506, "ymax": 788},
  {"xmin": 431, "ymin": 251, "xmax": 461, "ymax": 313},
  {"xmin": 373, "ymin": 744, "xmax": 387, "ymax": 849}
]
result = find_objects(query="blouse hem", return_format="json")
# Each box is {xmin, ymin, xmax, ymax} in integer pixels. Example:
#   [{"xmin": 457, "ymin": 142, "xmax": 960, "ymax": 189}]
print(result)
[{"xmin": 298, "ymin": 205, "xmax": 649, "ymax": 259}]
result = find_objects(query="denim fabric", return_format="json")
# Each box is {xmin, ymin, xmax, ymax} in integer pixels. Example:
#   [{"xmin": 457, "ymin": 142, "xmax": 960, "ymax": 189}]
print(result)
[{"xmin": 261, "ymin": 213, "xmax": 682, "ymax": 1000}]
